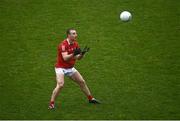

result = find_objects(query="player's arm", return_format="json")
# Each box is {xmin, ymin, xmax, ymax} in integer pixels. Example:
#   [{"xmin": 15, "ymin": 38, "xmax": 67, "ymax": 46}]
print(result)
[
  {"xmin": 62, "ymin": 46, "xmax": 89, "ymax": 61},
  {"xmin": 62, "ymin": 52, "xmax": 73, "ymax": 61},
  {"xmin": 62, "ymin": 52, "xmax": 81, "ymax": 61},
  {"xmin": 60, "ymin": 44, "xmax": 74, "ymax": 61},
  {"xmin": 62, "ymin": 48, "xmax": 82, "ymax": 61}
]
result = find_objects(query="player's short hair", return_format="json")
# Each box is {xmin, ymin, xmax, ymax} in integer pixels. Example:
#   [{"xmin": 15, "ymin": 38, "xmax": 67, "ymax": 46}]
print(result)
[{"xmin": 66, "ymin": 28, "xmax": 76, "ymax": 36}]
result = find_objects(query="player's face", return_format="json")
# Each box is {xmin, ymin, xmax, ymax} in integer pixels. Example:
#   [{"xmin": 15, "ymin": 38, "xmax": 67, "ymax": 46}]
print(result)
[{"xmin": 68, "ymin": 30, "xmax": 77, "ymax": 41}]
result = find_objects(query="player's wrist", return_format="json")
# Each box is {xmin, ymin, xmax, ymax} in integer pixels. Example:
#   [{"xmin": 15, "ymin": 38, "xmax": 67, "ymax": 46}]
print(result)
[
  {"xmin": 74, "ymin": 54, "xmax": 80, "ymax": 58},
  {"xmin": 74, "ymin": 54, "xmax": 83, "ymax": 60}
]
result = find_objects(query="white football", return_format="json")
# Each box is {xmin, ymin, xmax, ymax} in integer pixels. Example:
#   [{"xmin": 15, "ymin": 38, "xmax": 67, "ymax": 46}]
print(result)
[{"xmin": 120, "ymin": 11, "xmax": 132, "ymax": 22}]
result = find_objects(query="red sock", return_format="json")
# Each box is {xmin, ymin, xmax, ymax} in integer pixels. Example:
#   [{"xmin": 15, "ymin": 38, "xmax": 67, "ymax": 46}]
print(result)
[
  {"xmin": 50, "ymin": 101, "xmax": 54, "ymax": 104},
  {"xmin": 88, "ymin": 95, "xmax": 93, "ymax": 100}
]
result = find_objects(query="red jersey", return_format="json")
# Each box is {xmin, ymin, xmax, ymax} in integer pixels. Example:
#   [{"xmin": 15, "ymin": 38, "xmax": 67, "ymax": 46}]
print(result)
[{"xmin": 55, "ymin": 39, "xmax": 79, "ymax": 68}]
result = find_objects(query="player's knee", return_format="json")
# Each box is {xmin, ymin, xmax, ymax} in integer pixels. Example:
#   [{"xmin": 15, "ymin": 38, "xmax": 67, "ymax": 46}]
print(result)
[{"xmin": 57, "ymin": 82, "xmax": 64, "ymax": 89}]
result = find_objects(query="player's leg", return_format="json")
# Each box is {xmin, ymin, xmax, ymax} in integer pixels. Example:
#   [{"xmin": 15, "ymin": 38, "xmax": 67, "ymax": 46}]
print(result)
[
  {"xmin": 70, "ymin": 70, "xmax": 100, "ymax": 104},
  {"xmin": 71, "ymin": 71, "xmax": 91, "ymax": 96},
  {"xmin": 49, "ymin": 73, "xmax": 64, "ymax": 109}
]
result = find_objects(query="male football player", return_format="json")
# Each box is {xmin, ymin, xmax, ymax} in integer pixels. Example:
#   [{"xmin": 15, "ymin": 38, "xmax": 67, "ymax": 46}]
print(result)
[{"xmin": 49, "ymin": 28, "xmax": 100, "ymax": 109}]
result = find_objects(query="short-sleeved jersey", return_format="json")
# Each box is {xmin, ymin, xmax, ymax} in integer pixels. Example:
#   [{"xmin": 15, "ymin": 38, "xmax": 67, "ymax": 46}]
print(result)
[{"xmin": 55, "ymin": 39, "xmax": 79, "ymax": 68}]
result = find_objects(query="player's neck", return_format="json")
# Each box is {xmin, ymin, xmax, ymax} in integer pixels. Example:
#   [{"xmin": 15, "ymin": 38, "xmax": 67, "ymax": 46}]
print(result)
[{"xmin": 67, "ymin": 38, "xmax": 74, "ymax": 45}]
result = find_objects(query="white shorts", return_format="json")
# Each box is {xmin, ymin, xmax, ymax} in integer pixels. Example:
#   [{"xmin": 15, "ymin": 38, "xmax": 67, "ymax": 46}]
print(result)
[{"xmin": 55, "ymin": 67, "xmax": 77, "ymax": 77}]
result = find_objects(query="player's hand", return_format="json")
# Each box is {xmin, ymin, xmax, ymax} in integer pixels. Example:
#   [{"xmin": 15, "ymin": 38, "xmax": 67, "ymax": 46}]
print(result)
[
  {"xmin": 73, "ymin": 48, "xmax": 81, "ymax": 56},
  {"xmin": 81, "ymin": 46, "xmax": 90, "ymax": 55}
]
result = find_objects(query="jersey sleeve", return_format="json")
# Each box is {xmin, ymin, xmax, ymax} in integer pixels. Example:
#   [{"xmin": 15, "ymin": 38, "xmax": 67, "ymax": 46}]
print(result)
[{"xmin": 58, "ymin": 43, "xmax": 68, "ymax": 53}]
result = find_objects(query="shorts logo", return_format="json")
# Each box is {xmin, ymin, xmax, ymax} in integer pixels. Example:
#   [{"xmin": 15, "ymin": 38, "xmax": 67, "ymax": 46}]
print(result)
[{"xmin": 63, "ymin": 69, "xmax": 73, "ymax": 76}]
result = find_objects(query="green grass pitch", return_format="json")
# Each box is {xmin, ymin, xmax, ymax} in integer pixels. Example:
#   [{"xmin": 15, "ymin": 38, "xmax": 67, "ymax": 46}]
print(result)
[{"xmin": 0, "ymin": 0, "xmax": 179, "ymax": 119}]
